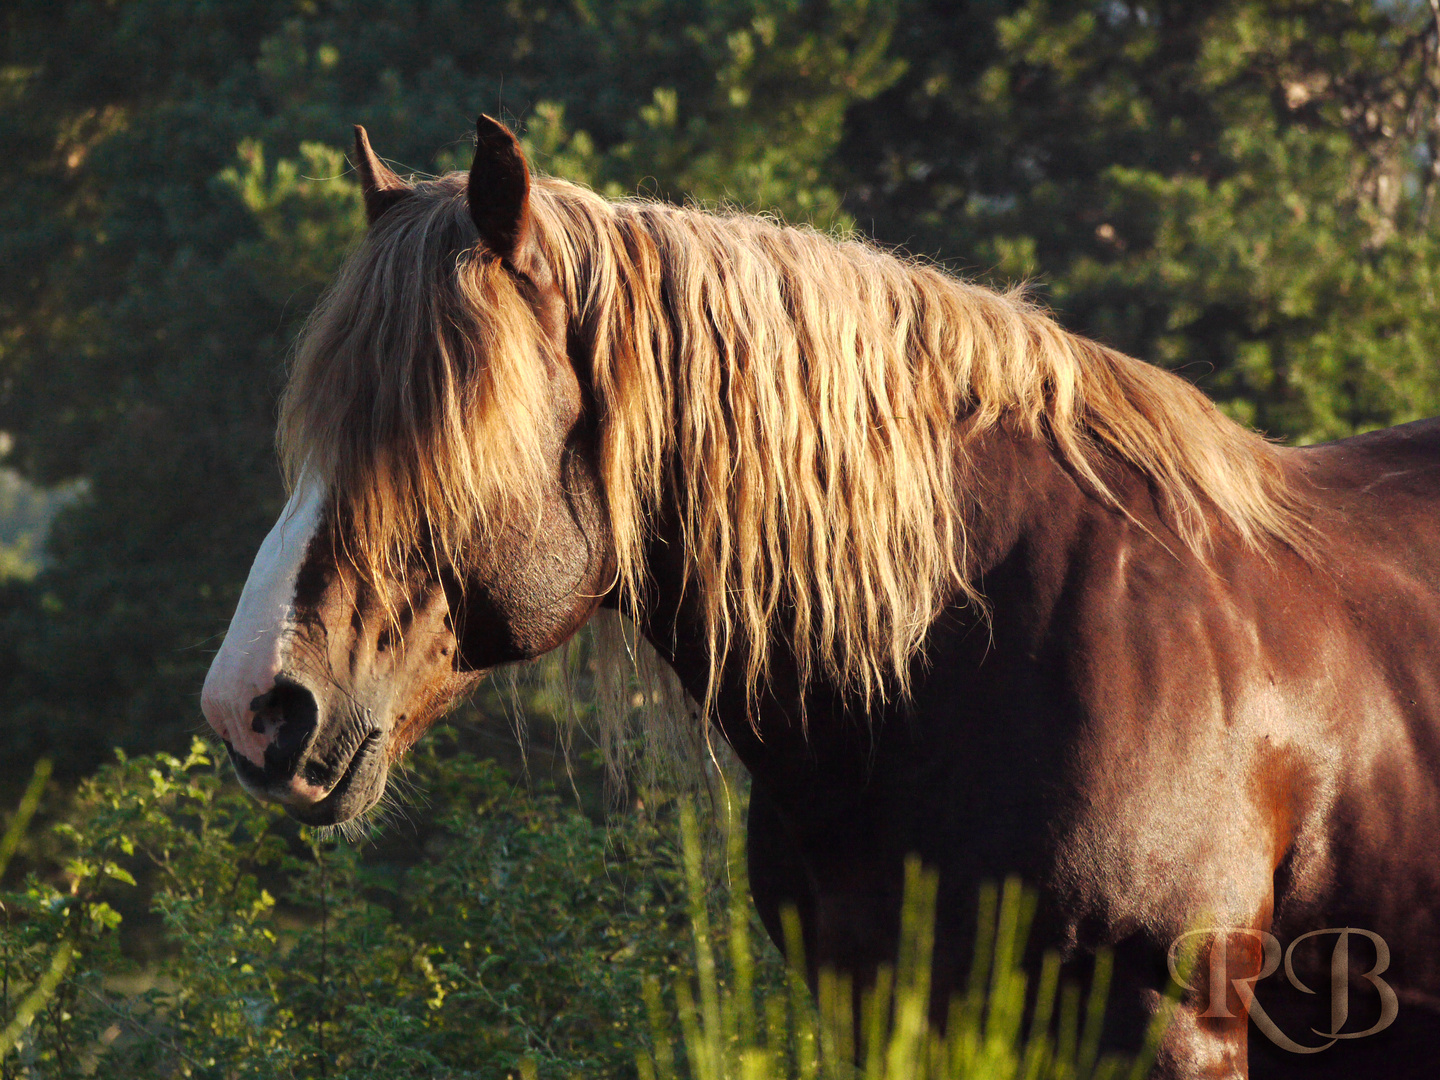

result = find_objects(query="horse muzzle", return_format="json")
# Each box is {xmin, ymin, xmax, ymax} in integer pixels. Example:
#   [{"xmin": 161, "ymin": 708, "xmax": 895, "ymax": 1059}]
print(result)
[
  {"xmin": 200, "ymin": 479, "xmax": 472, "ymax": 826},
  {"xmin": 214, "ymin": 674, "xmax": 389, "ymax": 825}
]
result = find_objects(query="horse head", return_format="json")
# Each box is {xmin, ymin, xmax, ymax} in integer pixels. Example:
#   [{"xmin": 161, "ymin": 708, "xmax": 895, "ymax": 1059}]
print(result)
[{"xmin": 200, "ymin": 118, "xmax": 610, "ymax": 825}]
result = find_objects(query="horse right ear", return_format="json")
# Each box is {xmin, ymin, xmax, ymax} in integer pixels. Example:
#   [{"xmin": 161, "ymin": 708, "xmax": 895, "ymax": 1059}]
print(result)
[
  {"xmin": 353, "ymin": 125, "xmax": 413, "ymax": 225},
  {"xmin": 467, "ymin": 115, "xmax": 532, "ymax": 265}
]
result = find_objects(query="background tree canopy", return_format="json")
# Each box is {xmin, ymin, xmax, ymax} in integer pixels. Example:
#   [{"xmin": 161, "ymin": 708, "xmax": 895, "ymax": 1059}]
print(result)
[{"xmin": 1, "ymin": 0, "xmax": 1438, "ymax": 771}]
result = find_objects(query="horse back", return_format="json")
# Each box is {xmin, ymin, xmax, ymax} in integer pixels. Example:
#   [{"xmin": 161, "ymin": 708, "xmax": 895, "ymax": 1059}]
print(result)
[
  {"xmin": 1292, "ymin": 415, "xmax": 1440, "ymax": 573},
  {"xmin": 1272, "ymin": 418, "xmax": 1440, "ymax": 989}
]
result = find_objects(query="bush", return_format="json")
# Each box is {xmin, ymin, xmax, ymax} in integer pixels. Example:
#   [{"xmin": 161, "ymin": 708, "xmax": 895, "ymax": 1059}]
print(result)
[
  {"xmin": 0, "ymin": 739, "xmax": 780, "ymax": 1078},
  {"xmin": 1, "ymin": 743, "xmax": 1168, "ymax": 1079}
]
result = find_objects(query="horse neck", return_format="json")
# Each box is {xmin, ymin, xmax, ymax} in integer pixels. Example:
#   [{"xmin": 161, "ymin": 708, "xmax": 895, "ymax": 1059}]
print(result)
[{"xmin": 631, "ymin": 421, "xmax": 1092, "ymax": 746}]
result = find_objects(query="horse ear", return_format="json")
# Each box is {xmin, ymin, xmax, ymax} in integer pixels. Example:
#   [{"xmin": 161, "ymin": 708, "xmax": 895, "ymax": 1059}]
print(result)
[
  {"xmin": 352, "ymin": 125, "xmax": 413, "ymax": 225},
  {"xmin": 468, "ymin": 115, "xmax": 531, "ymax": 264}
]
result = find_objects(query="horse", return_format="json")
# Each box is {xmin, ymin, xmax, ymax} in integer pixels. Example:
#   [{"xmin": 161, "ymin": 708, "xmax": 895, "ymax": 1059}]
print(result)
[{"xmin": 201, "ymin": 116, "xmax": 1440, "ymax": 1078}]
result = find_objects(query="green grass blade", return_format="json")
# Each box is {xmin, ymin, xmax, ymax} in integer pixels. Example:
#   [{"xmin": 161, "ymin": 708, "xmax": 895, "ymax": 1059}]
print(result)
[
  {"xmin": 1078, "ymin": 949, "xmax": 1113, "ymax": 1078},
  {"xmin": 680, "ymin": 801, "xmax": 724, "ymax": 1080},
  {"xmin": 0, "ymin": 939, "xmax": 73, "ymax": 1058},
  {"xmin": 781, "ymin": 905, "xmax": 819, "ymax": 1080},
  {"xmin": 861, "ymin": 965, "xmax": 893, "ymax": 1080},
  {"xmin": 0, "ymin": 759, "xmax": 51, "ymax": 883},
  {"xmin": 643, "ymin": 974, "xmax": 678, "ymax": 1080}
]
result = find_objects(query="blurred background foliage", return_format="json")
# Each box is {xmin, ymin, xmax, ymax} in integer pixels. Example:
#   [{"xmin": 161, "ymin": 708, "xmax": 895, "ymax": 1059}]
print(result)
[{"xmin": 3, "ymin": 0, "xmax": 1440, "ymax": 769}]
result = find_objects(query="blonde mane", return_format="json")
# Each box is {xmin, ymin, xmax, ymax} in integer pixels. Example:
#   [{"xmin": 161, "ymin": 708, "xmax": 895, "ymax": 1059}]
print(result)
[{"xmin": 281, "ymin": 172, "xmax": 1305, "ymax": 742}]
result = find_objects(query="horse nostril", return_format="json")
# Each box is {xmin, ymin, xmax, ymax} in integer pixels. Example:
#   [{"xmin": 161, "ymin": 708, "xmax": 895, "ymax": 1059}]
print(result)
[{"xmin": 249, "ymin": 678, "xmax": 319, "ymax": 780}]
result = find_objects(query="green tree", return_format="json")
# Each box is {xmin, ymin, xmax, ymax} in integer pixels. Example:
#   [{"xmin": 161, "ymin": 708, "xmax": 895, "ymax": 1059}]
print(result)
[
  {"xmin": 5, "ymin": 0, "xmax": 1440, "ymax": 770},
  {"xmin": 839, "ymin": 0, "xmax": 1440, "ymax": 440},
  {"xmin": 0, "ymin": 0, "xmax": 900, "ymax": 769}
]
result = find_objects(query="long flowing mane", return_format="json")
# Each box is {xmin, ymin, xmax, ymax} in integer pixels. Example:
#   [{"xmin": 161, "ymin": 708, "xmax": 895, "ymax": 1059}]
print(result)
[{"xmin": 281, "ymin": 172, "xmax": 1306, "ymax": 730}]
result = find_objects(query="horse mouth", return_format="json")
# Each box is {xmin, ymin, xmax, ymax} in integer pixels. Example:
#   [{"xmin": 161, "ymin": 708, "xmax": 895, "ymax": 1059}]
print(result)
[
  {"xmin": 284, "ymin": 731, "xmax": 387, "ymax": 825},
  {"xmin": 227, "ymin": 729, "xmax": 386, "ymax": 826}
]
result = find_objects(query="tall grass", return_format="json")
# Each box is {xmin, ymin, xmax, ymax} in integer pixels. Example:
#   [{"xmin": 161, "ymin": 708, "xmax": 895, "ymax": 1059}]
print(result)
[{"xmin": 639, "ymin": 801, "xmax": 1178, "ymax": 1080}]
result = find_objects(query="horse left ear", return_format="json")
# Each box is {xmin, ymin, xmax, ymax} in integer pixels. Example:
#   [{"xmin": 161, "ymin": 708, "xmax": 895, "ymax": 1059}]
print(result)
[
  {"xmin": 468, "ymin": 115, "xmax": 532, "ymax": 265},
  {"xmin": 353, "ymin": 126, "xmax": 413, "ymax": 225}
]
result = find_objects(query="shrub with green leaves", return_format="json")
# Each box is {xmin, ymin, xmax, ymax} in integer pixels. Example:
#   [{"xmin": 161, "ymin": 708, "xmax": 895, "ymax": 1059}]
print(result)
[
  {"xmin": 2, "ymin": 743, "xmax": 1166, "ymax": 1079},
  {"xmin": 0, "ymin": 739, "xmax": 774, "ymax": 1078}
]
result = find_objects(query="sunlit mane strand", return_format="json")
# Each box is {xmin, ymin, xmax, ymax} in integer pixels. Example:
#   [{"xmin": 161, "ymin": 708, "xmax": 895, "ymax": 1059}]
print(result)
[
  {"xmin": 281, "ymin": 170, "xmax": 1307, "ymax": 736},
  {"xmin": 526, "ymin": 179, "xmax": 1307, "ymax": 712},
  {"xmin": 279, "ymin": 178, "xmax": 555, "ymax": 586}
]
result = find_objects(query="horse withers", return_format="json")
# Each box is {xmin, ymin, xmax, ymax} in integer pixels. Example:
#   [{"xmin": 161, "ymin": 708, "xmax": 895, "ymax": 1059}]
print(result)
[{"xmin": 202, "ymin": 117, "xmax": 1440, "ymax": 1077}]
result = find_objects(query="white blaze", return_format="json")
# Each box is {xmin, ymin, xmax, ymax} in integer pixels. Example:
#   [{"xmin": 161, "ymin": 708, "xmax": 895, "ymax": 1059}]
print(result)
[{"xmin": 201, "ymin": 481, "xmax": 325, "ymax": 766}]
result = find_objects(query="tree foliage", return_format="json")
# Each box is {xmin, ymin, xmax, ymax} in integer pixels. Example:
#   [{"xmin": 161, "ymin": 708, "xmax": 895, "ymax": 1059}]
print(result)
[
  {"xmin": 1, "ymin": 0, "xmax": 1438, "ymax": 768},
  {"xmin": 0, "ymin": 0, "xmax": 901, "ymax": 767},
  {"xmin": 841, "ymin": 0, "xmax": 1440, "ymax": 437}
]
